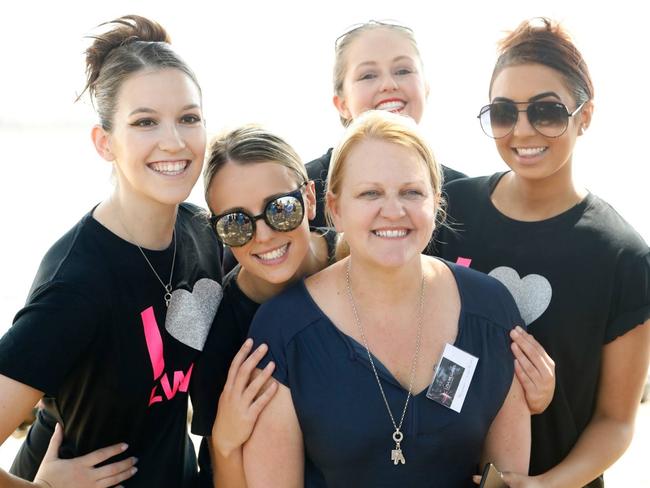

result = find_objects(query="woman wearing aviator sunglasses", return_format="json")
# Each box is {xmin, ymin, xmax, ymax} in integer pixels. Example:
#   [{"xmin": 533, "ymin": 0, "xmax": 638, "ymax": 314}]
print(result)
[
  {"xmin": 190, "ymin": 126, "xmax": 336, "ymax": 487},
  {"xmin": 434, "ymin": 18, "xmax": 650, "ymax": 487}
]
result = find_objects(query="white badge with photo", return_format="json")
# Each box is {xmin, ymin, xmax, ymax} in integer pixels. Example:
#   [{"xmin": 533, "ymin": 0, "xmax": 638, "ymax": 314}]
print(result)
[{"xmin": 426, "ymin": 343, "xmax": 478, "ymax": 413}]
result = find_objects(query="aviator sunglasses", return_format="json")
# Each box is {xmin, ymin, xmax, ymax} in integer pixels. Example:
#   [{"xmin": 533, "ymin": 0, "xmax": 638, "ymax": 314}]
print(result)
[
  {"xmin": 478, "ymin": 100, "xmax": 586, "ymax": 139},
  {"xmin": 210, "ymin": 182, "xmax": 307, "ymax": 247}
]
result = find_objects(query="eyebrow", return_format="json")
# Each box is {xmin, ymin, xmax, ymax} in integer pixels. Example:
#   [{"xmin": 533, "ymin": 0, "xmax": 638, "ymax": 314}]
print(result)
[
  {"xmin": 353, "ymin": 55, "xmax": 416, "ymax": 70},
  {"xmin": 353, "ymin": 180, "xmax": 427, "ymax": 187},
  {"xmin": 492, "ymin": 92, "xmax": 562, "ymax": 103},
  {"xmin": 128, "ymin": 104, "xmax": 201, "ymax": 116}
]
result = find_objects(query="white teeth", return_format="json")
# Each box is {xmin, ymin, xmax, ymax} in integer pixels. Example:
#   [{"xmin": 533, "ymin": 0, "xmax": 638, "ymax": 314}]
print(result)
[
  {"xmin": 149, "ymin": 160, "xmax": 188, "ymax": 175},
  {"xmin": 375, "ymin": 100, "xmax": 405, "ymax": 112},
  {"xmin": 256, "ymin": 243, "xmax": 288, "ymax": 261},
  {"xmin": 515, "ymin": 147, "xmax": 546, "ymax": 156},
  {"xmin": 374, "ymin": 229, "xmax": 407, "ymax": 238}
]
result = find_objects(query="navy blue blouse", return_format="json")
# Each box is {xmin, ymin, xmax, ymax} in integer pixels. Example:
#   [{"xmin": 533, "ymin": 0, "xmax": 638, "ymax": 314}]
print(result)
[{"xmin": 249, "ymin": 261, "xmax": 522, "ymax": 487}]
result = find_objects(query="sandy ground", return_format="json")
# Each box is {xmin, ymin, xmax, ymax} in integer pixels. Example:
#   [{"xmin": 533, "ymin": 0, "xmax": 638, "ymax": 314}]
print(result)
[{"xmin": 2, "ymin": 403, "xmax": 648, "ymax": 486}]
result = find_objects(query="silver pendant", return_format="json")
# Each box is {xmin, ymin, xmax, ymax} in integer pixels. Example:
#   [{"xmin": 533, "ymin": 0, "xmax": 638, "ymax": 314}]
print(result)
[
  {"xmin": 164, "ymin": 284, "xmax": 173, "ymax": 308},
  {"xmin": 391, "ymin": 430, "xmax": 406, "ymax": 465}
]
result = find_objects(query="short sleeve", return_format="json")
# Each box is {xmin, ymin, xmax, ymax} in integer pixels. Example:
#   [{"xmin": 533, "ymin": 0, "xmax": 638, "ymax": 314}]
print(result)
[
  {"xmin": 0, "ymin": 282, "xmax": 102, "ymax": 394},
  {"xmin": 605, "ymin": 247, "xmax": 650, "ymax": 343},
  {"xmin": 247, "ymin": 300, "xmax": 290, "ymax": 387}
]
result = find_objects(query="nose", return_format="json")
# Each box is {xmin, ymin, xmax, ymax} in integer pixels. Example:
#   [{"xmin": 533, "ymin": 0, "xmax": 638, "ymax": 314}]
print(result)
[
  {"xmin": 159, "ymin": 123, "xmax": 186, "ymax": 153},
  {"xmin": 253, "ymin": 219, "xmax": 275, "ymax": 244},
  {"xmin": 379, "ymin": 72, "xmax": 399, "ymax": 92},
  {"xmin": 380, "ymin": 195, "xmax": 406, "ymax": 219},
  {"xmin": 512, "ymin": 108, "xmax": 537, "ymax": 137}
]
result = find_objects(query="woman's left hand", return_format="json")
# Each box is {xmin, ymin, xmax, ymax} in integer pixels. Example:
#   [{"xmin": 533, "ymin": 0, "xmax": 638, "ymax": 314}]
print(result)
[
  {"xmin": 211, "ymin": 339, "xmax": 278, "ymax": 457},
  {"xmin": 510, "ymin": 326, "xmax": 555, "ymax": 414}
]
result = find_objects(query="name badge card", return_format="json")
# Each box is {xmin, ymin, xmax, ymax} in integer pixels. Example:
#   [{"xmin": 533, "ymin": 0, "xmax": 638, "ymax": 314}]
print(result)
[{"xmin": 426, "ymin": 343, "xmax": 478, "ymax": 412}]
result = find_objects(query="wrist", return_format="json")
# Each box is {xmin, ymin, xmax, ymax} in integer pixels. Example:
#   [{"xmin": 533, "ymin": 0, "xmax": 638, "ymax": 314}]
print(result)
[
  {"xmin": 534, "ymin": 471, "xmax": 558, "ymax": 488},
  {"xmin": 33, "ymin": 479, "xmax": 54, "ymax": 488},
  {"xmin": 212, "ymin": 436, "xmax": 240, "ymax": 459}
]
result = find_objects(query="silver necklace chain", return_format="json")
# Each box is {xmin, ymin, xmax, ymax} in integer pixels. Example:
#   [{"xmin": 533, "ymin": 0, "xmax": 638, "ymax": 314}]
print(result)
[
  {"xmin": 345, "ymin": 259, "xmax": 425, "ymax": 465},
  {"xmin": 121, "ymin": 218, "xmax": 177, "ymax": 307}
]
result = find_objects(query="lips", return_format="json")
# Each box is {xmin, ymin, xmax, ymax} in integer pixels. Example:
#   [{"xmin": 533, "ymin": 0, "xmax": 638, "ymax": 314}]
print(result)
[
  {"xmin": 513, "ymin": 147, "xmax": 547, "ymax": 157},
  {"xmin": 373, "ymin": 228, "xmax": 408, "ymax": 238},
  {"xmin": 375, "ymin": 99, "xmax": 406, "ymax": 113},
  {"xmin": 148, "ymin": 160, "xmax": 189, "ymax": 176},
  {"xmin": 254, "ymin": 243, "xmax": 289, "ymax": 262}
]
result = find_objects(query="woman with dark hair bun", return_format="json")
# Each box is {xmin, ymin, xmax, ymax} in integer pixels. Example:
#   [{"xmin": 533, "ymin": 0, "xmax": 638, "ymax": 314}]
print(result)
[
  {"xmin": 0, "ymin": 15, "xmax": 222, "ymax": 488},
  {"xmin": 434, "ymin": 18, "xmax": 650, "ymax": 487}
]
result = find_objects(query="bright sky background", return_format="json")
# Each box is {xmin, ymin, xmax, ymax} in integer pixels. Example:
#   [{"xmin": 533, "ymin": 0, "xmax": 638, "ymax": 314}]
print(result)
[{"xmin": 1, "ymin": 0, "xmax": 648, "ymax": 334}]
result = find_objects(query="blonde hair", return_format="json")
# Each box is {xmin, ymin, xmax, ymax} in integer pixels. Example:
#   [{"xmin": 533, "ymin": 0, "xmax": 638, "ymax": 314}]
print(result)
[
  {"xmin": 333, "ymin": 21, "xmax": 422, "ymax": 126},
  {"xmin": 326, "ymin": 110, "xmax": 443, "ymax": 226},
  {"xmin": 203, "ymin": 125, "xmax": 307, "ymax": 210}
]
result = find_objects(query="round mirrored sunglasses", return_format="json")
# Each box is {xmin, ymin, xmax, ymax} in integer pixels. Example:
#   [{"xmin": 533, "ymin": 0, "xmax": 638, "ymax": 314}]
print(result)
[{"xmin": 210, "ymin": 183, "xmax": 307, "ymax": 247}]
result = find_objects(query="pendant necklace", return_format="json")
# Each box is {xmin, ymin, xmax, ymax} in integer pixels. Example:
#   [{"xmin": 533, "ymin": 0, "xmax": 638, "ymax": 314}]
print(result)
[
  {"xmin": 120, "ymin": 216, "xmax": 177, "ymax": 307},
  {"xmin": 345, "ymin": 260, "xmax": 425, "ymax": 466}
]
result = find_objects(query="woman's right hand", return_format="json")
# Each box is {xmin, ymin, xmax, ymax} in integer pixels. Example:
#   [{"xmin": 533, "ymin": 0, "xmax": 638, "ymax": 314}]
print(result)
[
  {"xmin": 33, "ymin": 423, "xmax": 137, "ymax": 488},
  {"xmin": 211, "ymin": 339, "xmax": 278, "ymax": 457}
]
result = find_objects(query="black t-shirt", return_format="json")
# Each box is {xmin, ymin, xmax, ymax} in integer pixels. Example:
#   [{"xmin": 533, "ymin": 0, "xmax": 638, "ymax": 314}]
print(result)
[
  {"xmin": 431, "ymin": 173, "xmax": 650, "ymax": 488},
  {"xmin": 0, "ymin": 204, "xmax": 223, "ymax": 488},
  {"xmin": 190, "ymin": 228, "xmax": 337, "ymax": 487},
  {"xmin": 306, "ymin": 148, "xmax": 468, "ymax": 228}
]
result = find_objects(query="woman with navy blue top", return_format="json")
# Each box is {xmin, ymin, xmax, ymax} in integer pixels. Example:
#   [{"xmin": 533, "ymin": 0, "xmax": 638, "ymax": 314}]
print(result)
[{"xmin": 245, "ymin": 111, "xmax": 530, "ymax": 487}]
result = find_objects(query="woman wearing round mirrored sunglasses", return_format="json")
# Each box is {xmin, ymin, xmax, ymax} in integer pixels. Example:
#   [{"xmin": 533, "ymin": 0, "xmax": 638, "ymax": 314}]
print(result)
[
  {"xmin": 433, "ymin": 18, "xmax": 650, "ymax": 488},
  {"xmin": 189, "ymin": 126, "xmax": 337, "ymax": 488}
]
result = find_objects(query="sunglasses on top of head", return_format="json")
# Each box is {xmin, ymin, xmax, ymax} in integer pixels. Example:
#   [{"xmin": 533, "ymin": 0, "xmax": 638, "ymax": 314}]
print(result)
[
  {"xmin": 334, "ymin": 19, "xmax": 413, "ymax": 50},
  {"xmin": 478, "ymin": 100, "xmax": 586, "ymax": 139},
  {"xmin": 210, "ymin": 182, "xmax": 307, "ymax": 247}
]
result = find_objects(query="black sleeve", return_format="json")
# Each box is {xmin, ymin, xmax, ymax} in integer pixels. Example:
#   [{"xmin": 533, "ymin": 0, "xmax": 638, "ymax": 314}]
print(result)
[
  {"xmin": 0, "ymin": 282, "xmax": 102, "ymax": 395},
  {"xmin": 605, "ymin": 247, "xmax": 650, "ymax": 343},
  {"xmin": 306, "ymin": 150, "xmax": 333, "ymax": 229},
  {"xmin": 440, "ymin": 164, "xmax": 468, "ymax": 186}
]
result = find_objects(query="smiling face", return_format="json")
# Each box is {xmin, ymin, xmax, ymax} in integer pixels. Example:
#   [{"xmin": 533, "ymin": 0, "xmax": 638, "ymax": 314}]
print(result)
[
  {"xmin": 207, "ymin": 161, "xmax": 316, "ymax": 285},
  {"xmin": 101, "ymin": 68, "xmax": 205, "ymax": 207},
  {"xmin": 489, "ymin": 63, "xmax": 592, "ymax": 182},
  {"xmin": 329, "ymin": 137, "xmax": 435, "ymax": 269},
  {"xmin": 334, "ymin": 27, "xmax": 428, "ymax": 124}
]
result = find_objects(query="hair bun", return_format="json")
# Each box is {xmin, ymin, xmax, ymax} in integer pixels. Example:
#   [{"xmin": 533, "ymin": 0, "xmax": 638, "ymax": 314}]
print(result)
[{"xmin": 83, "ymin": 15, "xmax": 170, "ymax": 101}]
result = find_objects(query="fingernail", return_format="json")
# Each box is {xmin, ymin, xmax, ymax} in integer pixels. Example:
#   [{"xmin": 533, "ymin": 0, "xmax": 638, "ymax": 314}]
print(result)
[
  {"xmin": 244, "ymin": 338, "xmax": 253, "ymax": 347},
  {"xmin": 516, "ymin": 325, "xmax": 524, "ymax": 333},
  {"xmin": 510, "ymin": 328, "xmax": 518, "ymax": 336},
  {"xmin": 121, "ymin": 443, "xmax": 129, "ymax": 451},
  {"xmin": 131, "ymin": 467, "xmax": 138, "ymax": 474},
  {"xmin": 257, "ymin": 343, "xmax": 268, "ymax": 352},
  {"xmin": 132, "ymin": 457, "xmax": 139, "ymax": 464}
]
